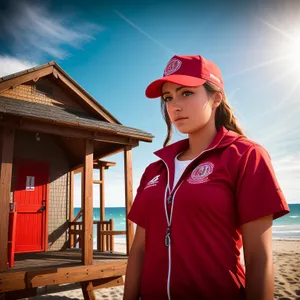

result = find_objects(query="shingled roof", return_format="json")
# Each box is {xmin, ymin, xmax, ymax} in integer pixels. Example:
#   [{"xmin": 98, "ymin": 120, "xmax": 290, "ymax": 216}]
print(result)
[
  {"xmin": 0, "ymin": 61, "xmax": 121, "ymax": 124},
  {"xmin": 0, "ymin": 96, "xmax": 153, "ymax": 142}
]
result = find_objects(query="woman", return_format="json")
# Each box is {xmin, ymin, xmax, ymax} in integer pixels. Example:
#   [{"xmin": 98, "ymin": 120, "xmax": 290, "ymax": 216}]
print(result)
[{"xmin": 123, "ymin": 55, "xmax": 289, "ymax": 300}]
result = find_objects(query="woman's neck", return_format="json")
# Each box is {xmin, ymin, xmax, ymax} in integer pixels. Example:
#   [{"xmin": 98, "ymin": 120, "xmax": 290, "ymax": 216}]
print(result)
[{"xmin": 179, "ymin": 123, "xmax": 217, "ymax": 160}]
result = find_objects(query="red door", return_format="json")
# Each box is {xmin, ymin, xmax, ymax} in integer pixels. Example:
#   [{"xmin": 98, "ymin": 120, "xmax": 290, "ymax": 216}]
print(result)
[{"xmin": 14, "ymin": 161, "xmax": 48, "ymax": 253}]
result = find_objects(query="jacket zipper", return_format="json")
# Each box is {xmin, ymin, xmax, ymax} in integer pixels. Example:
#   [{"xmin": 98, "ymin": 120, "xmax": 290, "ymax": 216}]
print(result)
[{"xmin": 160, "ymin": 138, "xmax": 223, "ymax": 300}]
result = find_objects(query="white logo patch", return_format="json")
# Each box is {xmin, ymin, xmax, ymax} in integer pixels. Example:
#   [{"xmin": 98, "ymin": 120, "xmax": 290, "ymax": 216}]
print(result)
[
  {"xmin": 164, "ymin": 58, "xmax": 182, "ymax": 76},
  {"xmin": 209, "ymin": 73, "xmax": 221, "ymax": 83},
  {"xmin": 187, "ymin": 162, "xmax": 214, "ymax": 184},
  {"xmin": 145, "ymin": 175, "xmax": 160, "ymax": 189}
]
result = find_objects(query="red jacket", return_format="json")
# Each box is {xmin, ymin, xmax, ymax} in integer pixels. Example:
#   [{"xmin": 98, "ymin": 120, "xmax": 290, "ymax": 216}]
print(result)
[{"xmin": 128, "ymin": 126, "xmax": 289, "ymax": 300}]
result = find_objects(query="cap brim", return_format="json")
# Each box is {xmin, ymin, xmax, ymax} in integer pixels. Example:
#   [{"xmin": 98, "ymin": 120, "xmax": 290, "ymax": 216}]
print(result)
[{"xmin": 145, "ymin": 75, "xmax": 207, "ymax": 98}]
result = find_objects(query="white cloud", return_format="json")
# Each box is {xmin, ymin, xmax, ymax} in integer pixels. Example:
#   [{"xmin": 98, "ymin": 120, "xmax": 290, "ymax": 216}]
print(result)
[
  {"xmin": 1, "ymin": 0, "xmax": 103, "ymax": 60},
  {"xmin": 0, "ymin": 56, "xmax": 37, "ymax": 77},
  {"xmin": 271, "ymin": 153, "xmax": 300, "ymax": 204}
]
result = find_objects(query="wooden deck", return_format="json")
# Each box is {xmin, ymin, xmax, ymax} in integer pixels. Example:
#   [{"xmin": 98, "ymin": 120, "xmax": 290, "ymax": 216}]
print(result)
[
  {"xmin": 0, "ymin": 249, "xmax": 128, "ymax": 294},
  {"xmin": 5, "ymin": 249, "xmax": 127, "ymax": 272}
]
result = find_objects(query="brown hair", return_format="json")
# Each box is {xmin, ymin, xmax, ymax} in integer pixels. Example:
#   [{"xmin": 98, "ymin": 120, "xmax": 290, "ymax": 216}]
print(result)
[{"xmin": 160, "ymin": 81, "xmax": 244, "ymax": 147}]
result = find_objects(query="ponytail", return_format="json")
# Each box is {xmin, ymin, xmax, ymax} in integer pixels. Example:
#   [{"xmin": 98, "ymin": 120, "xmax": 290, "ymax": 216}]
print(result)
[{"xmin": 205, "ymin": 82, "xmax": 244, "ymax": 136}]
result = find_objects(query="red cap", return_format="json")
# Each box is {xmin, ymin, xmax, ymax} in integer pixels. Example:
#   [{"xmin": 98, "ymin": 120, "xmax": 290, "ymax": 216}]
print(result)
[{"xmin": 145, "ymin": 55, "xmax": 224, "ymax": 98}]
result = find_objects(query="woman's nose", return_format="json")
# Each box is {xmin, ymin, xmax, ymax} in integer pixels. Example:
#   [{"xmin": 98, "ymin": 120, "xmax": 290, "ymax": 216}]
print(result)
[
  {"xmin": 174, "ymin": 106, "xmax": 182, "ymax": 111},
  {"xmin": 170, "ymin": 101, "xmax": 182, "ymax": 111},
  {"xmin": 168, "ymin": 96, "xmax": 181, "ymax": 109}
]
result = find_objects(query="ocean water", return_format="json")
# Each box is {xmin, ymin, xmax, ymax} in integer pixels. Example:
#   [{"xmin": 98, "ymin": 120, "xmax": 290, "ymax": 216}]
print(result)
[
  {"xmin": 74, "ymin": 207, "xmax": 127, "ymax": 249},
  {"xmin": 74, "ymin": 204, "xmax": 300, "ymax": 249},
  {"xmin": 272, "ymin": 204, "xmax": 300, "ymax": 239}
]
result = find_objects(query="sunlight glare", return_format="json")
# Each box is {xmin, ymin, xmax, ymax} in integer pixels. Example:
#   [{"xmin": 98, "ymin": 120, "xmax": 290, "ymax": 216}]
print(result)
[{"xmin": 290, "ymin": 39, "xmax": 300, "ymax": 69}]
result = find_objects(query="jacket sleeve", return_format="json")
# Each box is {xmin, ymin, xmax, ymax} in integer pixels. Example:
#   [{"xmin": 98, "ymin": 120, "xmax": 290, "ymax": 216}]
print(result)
[
  {"xmin": 235, "ymin": 144, "xmax": 290, "ymax": 225},
  {"xmin": 127, "ymin": 166, "xmax": 149, "ymax": 229}
]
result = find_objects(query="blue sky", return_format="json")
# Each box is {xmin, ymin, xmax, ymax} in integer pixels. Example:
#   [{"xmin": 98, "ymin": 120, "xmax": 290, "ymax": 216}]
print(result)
[{"xmin": 1, "ymin": 0, "xmax": 299, "ymax": 206}]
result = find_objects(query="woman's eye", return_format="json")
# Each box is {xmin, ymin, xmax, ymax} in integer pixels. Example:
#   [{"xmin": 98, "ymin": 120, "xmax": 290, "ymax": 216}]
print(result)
[
  {"xmin": 163, "ymin": 96, "xmax": 172, "ymax": 102},
  {"xmin": 182, "ymin": 91, "xmax": 193, "ymax": 97}
]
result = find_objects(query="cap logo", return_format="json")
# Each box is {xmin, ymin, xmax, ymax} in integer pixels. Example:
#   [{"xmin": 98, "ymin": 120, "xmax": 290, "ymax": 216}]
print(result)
[
  {"xmin": 187, "ymin": 162, "xmax": 214, "ymax": 184},
  {"xmin": 164, "ymin": 58, "xmax": 182, "ymax": 76}
]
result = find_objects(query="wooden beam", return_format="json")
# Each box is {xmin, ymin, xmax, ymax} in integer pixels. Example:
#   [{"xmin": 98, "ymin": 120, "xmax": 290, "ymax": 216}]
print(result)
[
  {"xmin": 0, "ymin": 64, "xmax": 119, "ymax": 126},
  {"xmin": 82, "ymin": 140, "xmax": 93, "ymax": 265},
  {"xmin": 81, "ymin": 168, "xmax": 84, "ymax": 208},
  {"xmin": 81, "ymin": 281, "xmax": 95, "ymax": 300},
  {"xmin": 124, "ymin": 146, "xmax": 134, "ymax": 255},
  {"xmin": 95, "ymin": 133, "xmax": 139, "ymax": 145},
  {"xmin": 100, "ymin": 166, "xmax": 105, "ymax": 221},
  {"xmin": 98, "ymin": 161, "xmax": 116, "ymax": 168},
  {"xmin": 80, "ymin": 275, "xmax": 124, "ymax": 300},
  {"xmin": 110, "ymin": 219, "xmax": 114, "ymax": 253},
  {"xmin": 0, "ymin": 118, "xmax": 143, "ymax": 145},
  {"xmin": 80, "ymin": 166, "xmax": 84, "ymax": 246},
  {"xmin": 0, "ymin": 66, "xmax": 54, "ymax": 94},
  {"xmin": 69, "ymin": 171, "xmax": 75, "ymax": 248},
  {"xmin": 93, "ymin": 180, "xmax": 102, "ymax": 184},
  {"xmin": 68, "ymin": 229, "xmax": 83, "ymax": 235},
  {"xmin": 73, "ymin": 166, "xmax": 84, "ymax": 174},
  {"xmin": 0, "ymin": 127, "xmax": 15, "ymax": 271},
  {"xmin": 70, "ymin": 171, "xmax": 75, "ymax": 221},
  {"xmin": 55, "ymin": 71, "xmax": 117, "ymax": 124},
  {"xmin": 99, "ymin": 231, "xmax": 126, "ymax": 235},
  {"xmin": 93, "ymin": 161, "xmax": 116, "ymax": 170},
  {"xmin": 0, "ymin": 261, "xmax": 127, "ymax": 293},
  {"xmin": 87, "ymin": 276, "xmax": 123, "ymax": 290},
  {"xmin": 72, "ymin": 145, "xmax": 123, "ymax": 172},
  {"xmin": 73, "ymin": 209, "xmax": 83, "ymax": 222}
]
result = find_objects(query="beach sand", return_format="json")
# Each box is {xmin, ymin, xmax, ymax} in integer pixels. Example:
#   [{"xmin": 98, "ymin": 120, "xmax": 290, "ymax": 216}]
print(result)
[
  {"xmin": 29, "ymin": 240, "xmax": 300, "ymax": 300},
  {"xmin": 272, "ymin": 240, "xmax": 300, "ymax": 300}
]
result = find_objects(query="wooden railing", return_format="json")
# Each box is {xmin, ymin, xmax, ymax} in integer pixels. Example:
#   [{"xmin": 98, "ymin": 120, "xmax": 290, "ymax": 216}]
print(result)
[
  {"xmin": 69, "ymin": 209, "xmax": 83, "ymax": 248},
  {"xmin": 69, "ymin": 219, "xmax": 126, "ymax": 252}
]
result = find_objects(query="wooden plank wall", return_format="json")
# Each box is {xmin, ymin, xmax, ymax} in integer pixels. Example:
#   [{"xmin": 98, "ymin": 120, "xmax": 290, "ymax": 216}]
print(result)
[{"xmin": 0, "ymin": 127, "xmax": 15, "ymax": 271}]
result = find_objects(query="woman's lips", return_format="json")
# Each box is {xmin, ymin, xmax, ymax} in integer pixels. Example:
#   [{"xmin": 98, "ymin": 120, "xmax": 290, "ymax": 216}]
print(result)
[{"xmin": 174, "ymin": 117, "xmax": 188, "ymax": 122}]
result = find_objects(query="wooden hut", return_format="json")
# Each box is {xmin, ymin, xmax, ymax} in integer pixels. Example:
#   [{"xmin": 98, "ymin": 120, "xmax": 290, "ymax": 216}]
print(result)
[{"xmin": 0, "ymin": 61, "xmax": 153, "ymax": 299}]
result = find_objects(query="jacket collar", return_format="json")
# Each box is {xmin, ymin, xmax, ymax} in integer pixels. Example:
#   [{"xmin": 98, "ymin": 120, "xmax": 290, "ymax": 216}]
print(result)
[
  {"xmin": 154, "ymin": 126, "xmax": 230, "ymax": 162},
  {"xmin": 154, "ymin": 126, "xmax": 241, "ymax": 190}
]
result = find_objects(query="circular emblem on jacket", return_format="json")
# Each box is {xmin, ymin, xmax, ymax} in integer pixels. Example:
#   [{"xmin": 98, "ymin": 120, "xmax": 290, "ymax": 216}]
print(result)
[{"xmin": 187, "ymin": 162, "xmax": 214, "ymax": 184}]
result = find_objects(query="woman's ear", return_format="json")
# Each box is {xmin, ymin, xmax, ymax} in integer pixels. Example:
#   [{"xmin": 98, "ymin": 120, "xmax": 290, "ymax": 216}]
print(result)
[{"xmin": 212, "ymin": 92, "xmax": 222, "ymax": 109}]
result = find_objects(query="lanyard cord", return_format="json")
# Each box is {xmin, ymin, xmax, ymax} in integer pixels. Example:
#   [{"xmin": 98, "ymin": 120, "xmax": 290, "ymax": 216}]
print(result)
[{"xmin": 161, "ymin": 138, "xmax": 223, "ymax": 246}]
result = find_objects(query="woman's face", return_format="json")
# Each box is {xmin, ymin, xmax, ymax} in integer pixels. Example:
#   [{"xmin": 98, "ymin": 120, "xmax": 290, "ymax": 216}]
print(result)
[{"xmin": 162, "ymin": 82, "xmax": 218, "ymax": 134}]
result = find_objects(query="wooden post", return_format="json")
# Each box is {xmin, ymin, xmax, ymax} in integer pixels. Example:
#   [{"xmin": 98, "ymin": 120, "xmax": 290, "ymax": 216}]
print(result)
[
  {"xmin": 69, "ymin": 170, "xmax": 75, "ymax": 248},
  {"xmin": 99, "ymin": 165, "xmax": 105, "ymax": 252},
  {"xmin": 110, "ymin": 219, "xmax": 114, "ymax": 253},
  {"xmin": 124, "ymin": 146, "xmax": 134, "ymax": 255},
  {"xmin": 97, "ymin": 222, "xmax": 101, "ymax": 251},
  {"xmin": 103, "ymin": 223, "xmax": 107, "ymax": 252},
  {"xmin": 82, "ymin": 139, "xmax": 93, "ymax": 265},
  {"xmin": 81, "ymin": 281, "xmax": 96, "ymax": 300},
  {"xmin": 81, "ymin": 170, "xmax": 84, "ymax": 208},
  {"xmin": 80, "ymin": 169, "xmax": 84, "ymax": 248},
  {"xmin": 100, "ymin": 165, "xmax": 105, "ymax": 221},
  {"xmin": 0, "ymin": 127, "xmax": 15, "ymax": 271}
]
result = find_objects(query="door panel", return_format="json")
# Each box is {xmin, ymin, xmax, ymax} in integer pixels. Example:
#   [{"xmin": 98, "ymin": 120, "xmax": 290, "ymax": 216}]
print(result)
[{"xmin": 14, "ymin": 161, "xmax": 48, "ymax": 253}]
